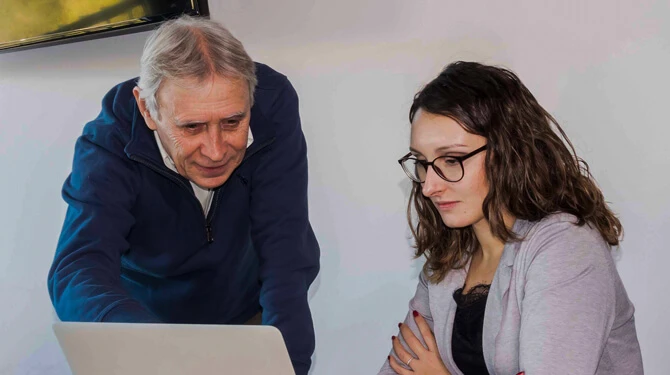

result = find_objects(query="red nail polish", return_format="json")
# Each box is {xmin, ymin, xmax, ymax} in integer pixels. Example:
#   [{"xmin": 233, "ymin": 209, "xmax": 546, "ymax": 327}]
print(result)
[
  {"xmin": 413, "ymin": 310, "xmax": 419, "ymax": 317},
  {"xmin": 398, "ymin": 322, "xmax": 402, "ymax": 328},
  {"xmin": 391, "ymin": 335, "xmax": 396, "ymax": 340}
]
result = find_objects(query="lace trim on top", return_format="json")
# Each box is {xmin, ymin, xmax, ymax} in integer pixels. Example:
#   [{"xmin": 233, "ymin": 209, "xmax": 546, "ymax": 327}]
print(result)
[{"xmin": 453, "ymin": 284, "xmax": 491, "ymax": 308}]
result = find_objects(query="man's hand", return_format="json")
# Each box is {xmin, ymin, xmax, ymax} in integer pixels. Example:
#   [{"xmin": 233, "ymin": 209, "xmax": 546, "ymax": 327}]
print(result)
[{"xmin": 389, "ymin": 310, "xmax": 451, "ymax": 375}]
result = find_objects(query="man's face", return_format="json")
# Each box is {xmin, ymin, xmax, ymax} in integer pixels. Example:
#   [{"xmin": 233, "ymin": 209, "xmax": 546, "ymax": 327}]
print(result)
[{"xmin": 134, "ymin": 75, "xmax": 250, "ymax": 189}]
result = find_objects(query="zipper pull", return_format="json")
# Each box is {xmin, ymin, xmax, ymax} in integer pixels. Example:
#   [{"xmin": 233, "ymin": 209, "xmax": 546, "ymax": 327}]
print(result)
[{"xmin": 205, "ymin": 224, "xmax": 214, "ymax": 244}]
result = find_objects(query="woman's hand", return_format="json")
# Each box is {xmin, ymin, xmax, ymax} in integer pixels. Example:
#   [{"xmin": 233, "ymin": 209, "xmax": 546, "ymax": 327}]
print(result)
[{"xmin": 389, "ymin": 310, "xmax": 451, "ymax": 375}]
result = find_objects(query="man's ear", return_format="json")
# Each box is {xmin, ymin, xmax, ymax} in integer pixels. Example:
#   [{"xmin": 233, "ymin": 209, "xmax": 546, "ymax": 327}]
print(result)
[{"xmin": 132, "ymin": 86, "xmax": 158, "ymax": 131}]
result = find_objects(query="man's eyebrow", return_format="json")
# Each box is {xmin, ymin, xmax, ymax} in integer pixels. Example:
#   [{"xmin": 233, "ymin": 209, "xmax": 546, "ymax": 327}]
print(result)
[
  {"xmin": 174, "ymin": 119, "xmax": 206, "ymax": 127},
  {"xmin": 221, "ymin": 112, "xmax": 246, "ymax": 121},
  {"xmin": 173, "ymin": 111, "xmax": 248, "ymax": 126}
]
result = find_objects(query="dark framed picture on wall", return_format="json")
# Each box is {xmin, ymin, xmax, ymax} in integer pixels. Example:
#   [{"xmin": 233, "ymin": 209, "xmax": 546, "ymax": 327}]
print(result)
[{"xmin": 0, "ymin": 0, "xmax": 209, "ymax": 53}]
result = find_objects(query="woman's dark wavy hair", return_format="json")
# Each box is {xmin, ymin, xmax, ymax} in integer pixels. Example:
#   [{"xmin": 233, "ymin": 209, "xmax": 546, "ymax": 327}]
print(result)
[{"xmin": 409, "ymin": 61, "xmax": 622, "ymax": 283}]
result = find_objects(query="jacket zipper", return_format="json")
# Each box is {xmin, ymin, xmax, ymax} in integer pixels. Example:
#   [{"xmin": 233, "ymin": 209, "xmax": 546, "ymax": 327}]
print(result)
[
  {"xmin": 205, "ymin": 187, "xmax": 222, "ymax": 244},
  {"xmin": 202, "ymin": 137, "xmax": 274, "ymax": 243},
  {"xmin": 129, "ymin": 136, "xmax": 275, "ymax": 245},
  {"xmin": 129, "ymin": 155, "xmax": 213, "ymax": 242}
]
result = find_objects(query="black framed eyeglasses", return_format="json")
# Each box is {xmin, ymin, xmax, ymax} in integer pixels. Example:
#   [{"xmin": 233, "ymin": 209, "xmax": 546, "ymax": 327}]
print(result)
[{"xmin": 398, "ymin": 145, "xmax": 487, "ymax": 183}]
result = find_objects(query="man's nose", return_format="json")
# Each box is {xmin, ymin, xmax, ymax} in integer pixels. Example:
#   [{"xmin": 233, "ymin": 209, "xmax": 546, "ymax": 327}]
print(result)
[{"xmin": 200, "ymin": 125, "xmax": 225, "ymax": 162}]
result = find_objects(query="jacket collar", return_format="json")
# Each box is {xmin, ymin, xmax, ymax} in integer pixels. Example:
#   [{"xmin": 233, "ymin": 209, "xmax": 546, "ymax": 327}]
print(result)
[{"xmin": 124, "ymin": 102, "xmax": 162, "ymax": 165}]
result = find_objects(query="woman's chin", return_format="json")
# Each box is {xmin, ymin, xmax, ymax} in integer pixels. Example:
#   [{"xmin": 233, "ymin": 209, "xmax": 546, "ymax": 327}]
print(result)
[{"xmin": 440, "ymin": 215, "xmax": 475, "ymax": 229}]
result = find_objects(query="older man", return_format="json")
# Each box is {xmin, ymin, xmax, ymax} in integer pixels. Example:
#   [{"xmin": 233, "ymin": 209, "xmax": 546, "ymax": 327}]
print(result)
[{"xmin": 47, "ymin": 15, "xmax": 320, "ymax": 374}]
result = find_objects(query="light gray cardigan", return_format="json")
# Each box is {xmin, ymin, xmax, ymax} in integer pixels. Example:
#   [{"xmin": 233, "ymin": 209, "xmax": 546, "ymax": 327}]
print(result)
[{"xmin": 378, "ymin": 213, "xmax": 643, "ymax": 375}]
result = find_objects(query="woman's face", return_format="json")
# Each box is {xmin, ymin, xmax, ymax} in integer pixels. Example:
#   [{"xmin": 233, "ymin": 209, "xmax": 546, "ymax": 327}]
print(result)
[{"xmin": 409, "ymin": 109, "xmax": 489, "ymax": 229}]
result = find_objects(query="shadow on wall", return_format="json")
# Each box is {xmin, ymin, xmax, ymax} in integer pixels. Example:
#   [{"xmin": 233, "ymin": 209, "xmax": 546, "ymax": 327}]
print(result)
[{"xmin": 0, "ymin": 29, "xmax": 149, "ymax": 81}]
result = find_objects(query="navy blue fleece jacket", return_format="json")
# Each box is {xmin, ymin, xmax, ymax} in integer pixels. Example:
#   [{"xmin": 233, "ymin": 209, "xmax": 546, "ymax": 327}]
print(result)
[{"xmin": 48, "ymin": 63, "xmax": 320, "ymax": 374}]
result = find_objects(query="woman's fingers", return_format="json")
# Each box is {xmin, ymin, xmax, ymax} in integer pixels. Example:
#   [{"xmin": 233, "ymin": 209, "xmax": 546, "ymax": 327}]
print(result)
[
  {"xmin": 388, "ymin": 355, "xmax": 414, "ymax": 374},
  {"xmin": 391, "ymin": 334, "xmax": 415, "ymax": 367},
  {"xmin": 398, "ymin": 322, "xmax": 427, "ymax": 355},
  {"xmin": 412, "ymin": 310, "xmax": 438, "ymax": 352}
]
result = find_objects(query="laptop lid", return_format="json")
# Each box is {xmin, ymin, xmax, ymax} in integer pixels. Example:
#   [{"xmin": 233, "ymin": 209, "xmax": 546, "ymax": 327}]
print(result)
[{"xmin": 53, "ymin": 322, "xmax": 295, "ymax": 375}]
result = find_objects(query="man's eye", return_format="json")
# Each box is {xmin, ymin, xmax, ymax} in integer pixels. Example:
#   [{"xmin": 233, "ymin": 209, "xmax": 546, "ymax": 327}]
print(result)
[
  {"xmin": 184, "ymin": 123, "xmax": 202, "ymax": 130},
  {"xmin": 224, "ymin": 120, "xmax": 240, "ymax": 127}
]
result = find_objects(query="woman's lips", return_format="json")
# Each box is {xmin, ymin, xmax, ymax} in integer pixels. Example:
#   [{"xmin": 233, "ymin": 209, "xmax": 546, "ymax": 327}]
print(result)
[{"xmin": 435, "ymin": 201, "xmax": 459, "ymax": 210}]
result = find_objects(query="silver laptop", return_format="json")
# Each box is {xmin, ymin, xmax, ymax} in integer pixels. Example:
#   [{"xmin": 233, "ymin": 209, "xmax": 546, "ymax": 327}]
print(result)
[{"xmin": 53, "ymin": 322, "xmax": 295, "ymax": 375}]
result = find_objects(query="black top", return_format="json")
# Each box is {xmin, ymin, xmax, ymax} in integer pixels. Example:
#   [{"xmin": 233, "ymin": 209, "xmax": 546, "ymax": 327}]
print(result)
[{"xmin": 451, "ymin": 284, "xmax": 491, "ymax": 375}]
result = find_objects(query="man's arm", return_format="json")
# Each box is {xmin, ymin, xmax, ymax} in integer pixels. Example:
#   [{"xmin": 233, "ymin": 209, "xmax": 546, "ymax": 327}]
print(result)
[
  {"xmin": 249, "ymin": 76, "xmax": 320, "ymax": 375},
  {"xmin": 48, "ymin": 87, "xmax": 158, "ymax": 323}
]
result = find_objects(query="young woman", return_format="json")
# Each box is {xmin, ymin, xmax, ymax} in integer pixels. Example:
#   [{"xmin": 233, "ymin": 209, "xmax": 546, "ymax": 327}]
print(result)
[{"xmin": 378, "ymin": 62, "xmax": 643, "ymax": 375}]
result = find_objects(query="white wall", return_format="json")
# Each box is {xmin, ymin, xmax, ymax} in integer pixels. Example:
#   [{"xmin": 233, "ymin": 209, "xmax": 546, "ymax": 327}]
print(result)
[{"xmin": 1, "ymin": 0, "xmax": 668, "ymax": 374}]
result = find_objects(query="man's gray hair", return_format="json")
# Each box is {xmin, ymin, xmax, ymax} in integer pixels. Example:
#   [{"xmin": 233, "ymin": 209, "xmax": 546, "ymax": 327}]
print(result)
[{"xmin": 137, "ymin": 15, "xmax": 257, "ymax": 119}]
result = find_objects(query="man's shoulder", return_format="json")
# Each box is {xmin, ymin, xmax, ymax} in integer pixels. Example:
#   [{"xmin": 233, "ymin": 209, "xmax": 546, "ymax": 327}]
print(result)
[
  {"xmin": 103, "ymin": 77, "xmax": 139, "ymax": 127},
  {"xmin": 252, "ymin": 63, "xmax": 299, "ymax": 128},
  {"xmin": 254, "ymin": 62, "xmax": 291, "ymax": 91},
  {"xmin": 80, "ymin": 78, "xmax": 139, "ymax": 154}
]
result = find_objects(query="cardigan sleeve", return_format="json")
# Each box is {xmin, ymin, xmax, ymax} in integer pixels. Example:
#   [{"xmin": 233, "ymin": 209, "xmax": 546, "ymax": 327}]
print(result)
[{"xmin": 518, "ymin": 219, "xmax": 617, "ymax": 374}]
